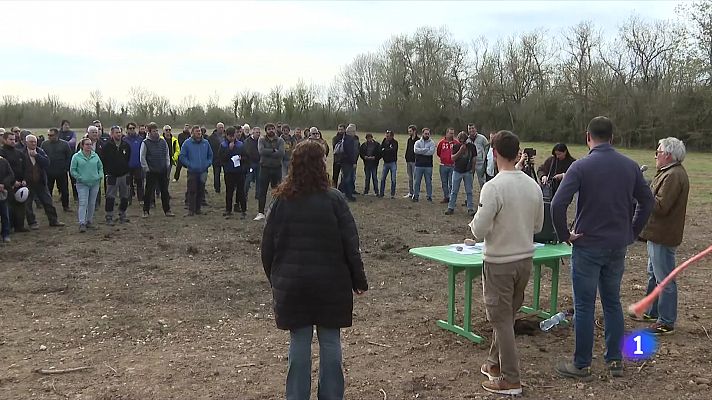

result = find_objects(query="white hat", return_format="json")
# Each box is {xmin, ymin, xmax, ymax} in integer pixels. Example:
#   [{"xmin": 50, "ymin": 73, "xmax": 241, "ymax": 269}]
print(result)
[{"xmin": 14, "ymin": 187, "xmax": 29, "ymax": 203}]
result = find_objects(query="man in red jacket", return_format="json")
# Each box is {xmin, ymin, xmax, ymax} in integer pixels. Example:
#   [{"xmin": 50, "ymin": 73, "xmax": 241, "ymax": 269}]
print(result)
[{"xmin": 436, "ymin": 128, "xmax": 459, "ymax": 204}]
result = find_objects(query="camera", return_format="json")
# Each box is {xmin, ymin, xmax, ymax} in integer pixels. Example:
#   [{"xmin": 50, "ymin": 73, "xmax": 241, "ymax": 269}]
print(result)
[{"xmin": 523, "ymin": 148, "xmax": 536, "ymax": 157}]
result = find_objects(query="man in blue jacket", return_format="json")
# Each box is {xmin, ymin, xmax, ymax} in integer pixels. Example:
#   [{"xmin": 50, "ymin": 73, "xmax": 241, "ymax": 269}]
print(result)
[
  {"xmin": 219, "ymin": 127, "xmax": 247, "ymax": 219},
  {"xmin": 23, "ymin": 135, "xmax": 64, "ymax": 228},
  {"xmin": 123, "ymin": 122, "xmax": 144, "ymax": 205},
  {"xmin": 551, "ymin": 116, "xmax": 653, "ymax": 380},
  {"xmin": 340, "ymin": 124, "xmax": 358, "ymax": 202},
  {"xmin": 179, "ymin": 125, "xmax": 213, "ymax": 216}
]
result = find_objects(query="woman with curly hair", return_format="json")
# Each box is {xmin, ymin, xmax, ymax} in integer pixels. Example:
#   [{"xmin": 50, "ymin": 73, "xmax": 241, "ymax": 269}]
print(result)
[{"xmin": 261, "ymin": 140, "xmax": 368, "ymax": 400}]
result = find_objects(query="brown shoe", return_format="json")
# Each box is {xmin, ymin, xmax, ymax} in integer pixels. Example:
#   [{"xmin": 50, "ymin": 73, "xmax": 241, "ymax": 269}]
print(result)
[
  {"xmin": 480, "ymin": 363, "xmax": 501, "ymax": 380},
  {"xmin": 481, "ymin": 379, "xmax": 522, "ymax": 396}
]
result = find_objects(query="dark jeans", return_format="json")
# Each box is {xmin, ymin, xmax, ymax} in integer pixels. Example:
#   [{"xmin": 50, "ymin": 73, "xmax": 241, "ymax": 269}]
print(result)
[
  {"xmin": 8, "ymin": 196, "xmax": 26, "ymax": 231},
  {"xmin": 245, "ymin": 163, "xmax": 260, "ymax": 200},
  {"xmin": 173, "ymin": 160, "xmax": 183, "ymax": 181},
  {"xmin": 257, "ymin": 166, "xmax": 282, "ymax": 213},
  {"xmin": 25, "ymin": 182, "xmax": 59, "ymax": 225},
  {"xmin": 143, "ymin": 171, "xmax": 171, "ymax": 213},
  {"xmin": 225, "ymin": 172, "xmax": 247, "ymax": 213},
  {"xmin": 186, "ymin": 172, "xmax": 206, "ymax": 213},
  {"xmin": 128, "ymin": 167, "xmax": 145, "ymax": 202},
  {"xmin": 287, "ymin": 326, "xmax": 344, "ymax": 400},
  {"xmin": 363, "ymin": 164, "xmax": 379, "ymax": 195},
  {"xmin": 571, "ymin": 246, "xmax": 627, "ymax": 369},
  {"xmin": 340, "ymin": 163, "xmax": 355, "ymax": 198},
  {"xmin": 213, "ymin": 164, "xmax": 222, "ymax": 193},
  {"xmin": 332, "ymin": 162, "xmax": 341, "ymax": 188},
  {"xmin": 47, "ymin": 172, "xmax": 70, "ymax": 208},
  {"xmin": 0, "ymin": 199, "xmax": 9, "ymax": 238}
]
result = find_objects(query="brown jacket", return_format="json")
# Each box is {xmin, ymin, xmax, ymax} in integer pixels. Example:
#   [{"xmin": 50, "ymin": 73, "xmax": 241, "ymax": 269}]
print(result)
[{"xmin": 640, "ymin": 163, "xmax": 689, "ymax": 247}]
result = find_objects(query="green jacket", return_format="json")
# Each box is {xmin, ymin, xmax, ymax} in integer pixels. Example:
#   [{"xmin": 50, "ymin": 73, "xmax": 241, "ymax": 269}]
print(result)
[{"xmin": 70, "ymin": 150, "xmax": 104, "ymax": 186}]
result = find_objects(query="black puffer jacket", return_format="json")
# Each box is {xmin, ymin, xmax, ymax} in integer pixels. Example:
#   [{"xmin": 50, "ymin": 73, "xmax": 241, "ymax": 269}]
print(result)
[{"xmin": 261, "ymin": 188, "xmax": 368, "ymax": 330}]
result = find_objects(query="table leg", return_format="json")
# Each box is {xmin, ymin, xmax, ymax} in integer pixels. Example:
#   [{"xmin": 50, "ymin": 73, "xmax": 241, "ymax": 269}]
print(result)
[
  {"xmin": 549, "ymin": 260, "xmax": 560, "ymax": 314},
  {"xmin": 532, "ymin": 263, "xmax": 542, "ymax": 310},
  {"xmin": 447, "ymin": 266, "xmax": 456, "ymax": 324},
  {"xmin": 464, "ymin": 268, "xmax": 474, "ymax": 332}
]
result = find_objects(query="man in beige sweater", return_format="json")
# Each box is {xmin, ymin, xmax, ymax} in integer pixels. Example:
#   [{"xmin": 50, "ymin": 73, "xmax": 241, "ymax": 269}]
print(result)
[{"xmin": 469, "ymin": 130, "xmax": 544, "ymax": 396}]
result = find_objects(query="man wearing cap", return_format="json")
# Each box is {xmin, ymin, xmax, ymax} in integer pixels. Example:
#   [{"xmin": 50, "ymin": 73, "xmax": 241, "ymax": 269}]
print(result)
[
  {"xmin": 173, "ymin": 124, "xmax": 192, "ymax": 182},
  {"xmin": 42, "ymin": 128, "xmax": 73, "ymax": 212},
  {"xmin": 140, "ymin": 123, "xmax": 175, "ymax": 218},
  {"xmin": 101, "ymin": 126, "xmax": 132, "ymax": 225},
  {"xmin": 23, "ymin": 135, "xmax": 64, "ymax": 229},
  {"xmin": 0, "ymin": 130, "xmax": 29, "ymax": 233},
  {"xmin": 209, "ymin": 123, "xmax": 225, "ymax": 193}
]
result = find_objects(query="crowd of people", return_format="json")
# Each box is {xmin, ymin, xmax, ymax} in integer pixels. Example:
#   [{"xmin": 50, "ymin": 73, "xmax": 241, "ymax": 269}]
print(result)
[{"xmin": 1, "ymin": 116, "xmax": 691, "ymax": 398}]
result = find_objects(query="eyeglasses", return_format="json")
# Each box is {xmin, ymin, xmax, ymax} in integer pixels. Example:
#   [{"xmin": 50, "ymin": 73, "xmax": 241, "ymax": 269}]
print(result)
[{"xmin": 165, "ymin": 129, "xmax": 171, "ymax": 131}]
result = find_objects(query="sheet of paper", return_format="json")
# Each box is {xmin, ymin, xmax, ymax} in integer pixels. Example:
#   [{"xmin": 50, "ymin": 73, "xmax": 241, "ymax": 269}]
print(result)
[
  {"xmin": 447, "ymin": 246, "xmax": 482, "ymax": 255},
  {"xmin": 231, "ymin": 155, "xmax": 241, "ymax": 167}
]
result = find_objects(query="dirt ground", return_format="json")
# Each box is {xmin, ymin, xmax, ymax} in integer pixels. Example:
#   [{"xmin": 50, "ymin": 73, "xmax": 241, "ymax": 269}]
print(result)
[{"xmin": 1, "ymin": 174, "xmax": 711, "ymax": 400}]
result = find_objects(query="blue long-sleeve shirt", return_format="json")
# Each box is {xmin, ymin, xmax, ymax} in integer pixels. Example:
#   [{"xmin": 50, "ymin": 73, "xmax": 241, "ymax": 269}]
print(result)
[
  {"xmin": 123, "ymin": 134, "xmax": 143, "ymax": 169},
  {"xmin": 551, "ymin": 143, "xmax": 653, "ymax": 248},
  {"xmin": 179, "ymin": 137, "xmax": 213, "ymax": 173}
]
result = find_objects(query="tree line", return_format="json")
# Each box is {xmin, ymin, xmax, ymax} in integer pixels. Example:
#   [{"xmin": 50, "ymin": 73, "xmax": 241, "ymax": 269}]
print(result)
[{"xmin": 2, "ymin": 1, "xmax": 712, "ymax": 150}]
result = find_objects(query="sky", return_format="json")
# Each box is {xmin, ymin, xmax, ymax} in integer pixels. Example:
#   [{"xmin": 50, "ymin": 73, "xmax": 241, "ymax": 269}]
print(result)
[{"xmin": 0, "ymin": 0, "xmax": 685, "ymax": 107}]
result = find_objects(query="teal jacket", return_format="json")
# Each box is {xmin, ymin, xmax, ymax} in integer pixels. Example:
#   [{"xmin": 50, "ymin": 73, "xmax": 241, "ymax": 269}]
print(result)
[{"xmin": 70, "ymin": 150, "xmax": 104, "ymax": 186}]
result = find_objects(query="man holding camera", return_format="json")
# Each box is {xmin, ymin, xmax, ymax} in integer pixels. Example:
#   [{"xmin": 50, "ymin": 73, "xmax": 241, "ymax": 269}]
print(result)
[{"xmin": 551, "ymin": 116, "xmax": 653, "ymax": 380}]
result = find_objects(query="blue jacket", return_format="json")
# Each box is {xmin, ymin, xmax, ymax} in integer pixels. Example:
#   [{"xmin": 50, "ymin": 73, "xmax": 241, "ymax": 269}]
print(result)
[
  {"xmin": 123, "ymin": 134, "xmax": 143, "ymax": 169},
  {"xmin": 342, "ymin": 135, "xmax": 358, "ymax": 165},
  {"xmin": 219, "ymin": 139, "xmax": 246, "ymax": 173},
  {"xmin": 551, "ymin": 143, "xmax": 653, "ymax": 248},
  {"xmin": 179, "ymin": 137, "xmax": 213, "ymax": 173}
]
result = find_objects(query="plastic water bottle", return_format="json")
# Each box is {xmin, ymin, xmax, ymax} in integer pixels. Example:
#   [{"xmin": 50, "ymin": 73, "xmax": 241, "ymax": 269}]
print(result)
[{"xmin": 540, "ymin": 311, "xmax": 567, "ymax": 331}]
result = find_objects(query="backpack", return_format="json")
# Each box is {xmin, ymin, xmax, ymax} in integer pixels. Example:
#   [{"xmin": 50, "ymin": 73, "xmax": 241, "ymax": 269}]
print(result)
[{"xmin": 333, "ymin": 138, "xmax": 345, "ymax": 155}]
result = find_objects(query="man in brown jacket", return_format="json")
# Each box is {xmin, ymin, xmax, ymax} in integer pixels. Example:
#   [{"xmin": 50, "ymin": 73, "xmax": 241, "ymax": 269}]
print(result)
[{"xmin": 636, "ymin": 137, "xmax": 690, "ymax": 335}]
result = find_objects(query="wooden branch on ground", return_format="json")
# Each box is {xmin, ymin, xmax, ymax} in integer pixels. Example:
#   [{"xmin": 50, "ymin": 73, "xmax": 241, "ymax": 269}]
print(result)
[
  {"xmin": 104, "ymin": 363, "xmax": 118, "ymax": 374},
  {"xmin": 367, "ymin": 341, "xmax": 392, "ymax": 348},
  {"xmin": 636, "ymin": 361, "xmax": 647, "ymax": 373},
  {"xmin": 379, "ymin": 388, "xmax": 387, "ymax": 400},
  {"xmin": 235, "ymin": 363, "xmax": 256, "ymax": 368},
  {"xmin": 34, "ymin": 366, "xmax": 92, "ymax": 375}
]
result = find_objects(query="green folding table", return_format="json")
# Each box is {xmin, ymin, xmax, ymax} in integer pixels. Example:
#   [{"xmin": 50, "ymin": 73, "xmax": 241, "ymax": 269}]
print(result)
[{"xmin": 409, "ymin": 243, "xmax": 572, "ymax": 343}]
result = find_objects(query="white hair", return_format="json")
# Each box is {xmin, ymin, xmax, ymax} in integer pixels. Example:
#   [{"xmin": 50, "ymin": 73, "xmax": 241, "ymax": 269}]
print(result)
[
  {"xmin": 87, "ymin": 125, "xmax": 98, "ymax": 133},
  {"xmin": 242, "ymin": 124, "xmax": 250, "ymax": 131},
  {"xmin": 216, "ymin": 122, "xmax": 224, "ymax": 128},
  {"xmin": 163, "ymin": 125, "xmax": 172, "ymax": 130},
  {"xmin": 346, "ymin": 123, "xmax": 356, "ymax": 133},
  {"xmin": 25, "ymin": 134, "xmax": 37, "ymax": 142},
  {"xmin": 658, "ymin": 137, "xmax": 686, "ymax": 163}
]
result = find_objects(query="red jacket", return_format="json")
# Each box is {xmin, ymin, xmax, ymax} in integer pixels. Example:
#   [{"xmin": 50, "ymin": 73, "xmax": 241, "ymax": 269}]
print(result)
[{"xmin": 436, "ymin": 138, "xmax": 459, "ymax": 166}]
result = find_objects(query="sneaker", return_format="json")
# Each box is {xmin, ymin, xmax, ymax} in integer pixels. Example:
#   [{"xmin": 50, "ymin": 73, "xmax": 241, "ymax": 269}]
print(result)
[
  {"xmin": 2, "ymin": 236, "xmax": 10, "ymax": 243},
  {"xmin": 49, "ymin": 221, "xmax": 65, "ymax": 227},
  {"xmin": 411, "ymin": 197, "xmax": 419, "ymax": 203},
  {"xmin": 79, "ymin": 224, "xmax": 87, "ymax": 233},
  {"xmin": 254, "ymin": 213, "xmax": 266, "ymax": 221},
  {"xmin": 164, "ymin": 211, "xmax": 176, "ymax": 217},
  {"xmin": 646, "ymin": 322, "xmax": 674, "ymax": 335},
  {"xmin": 29, "ymin": 223, "xmax": 39, "ymax": 230},
  {"xmin": 223, "ymin": 211, "xmax": 232, "ymax": 218},
  {"xmin": 142, "ymin": 211, "xmax": 150, "ymax": 218},
  {"xmin": 555, "ymin": 361, "xmax": 593, "ymax": 381},
  {"xmin": 403, "ymin": 193, "xmax": 412, "ymax": 198},
  {"xmin": 628, "ymin": 312, "xmax": 656, "ymax": 322},
  {"xmin": 480, "ymin": 363, "xmax": 501, "ymax": 380},
  {"xmin": 106, "ymin": 218, "xmax": 115, "ymax": 226},
  {"xmin": 467, "ymin": 209, "xmax": 475, "ymax": 216},
  {"xmin": 119, "ymin": 216, "xmax": 130, "ymax": 223},
  {"xmin": 240, "ymin": 212, "xmax": 246, "ymax": 220},
  {"xmin": 440, "ymin": 198, "xmax": 449, "ymax": 204},
  {"xmin": 184, "ymin": 211, "xmax": 195, "ymax": 217},
  {"xmin": 172, "ymin": 179, "xmax": 178, "ymax": 183},
  {"xmin": 608, "ymin": 360, "xmax": 624, "ymax": 377},
  {"xmin": 481, "ymin": 379, "xmax": 522, "ymax": 396},
  {"xmin": 444, "ymin": 208, "xmax": 454, "ymax": 215}
]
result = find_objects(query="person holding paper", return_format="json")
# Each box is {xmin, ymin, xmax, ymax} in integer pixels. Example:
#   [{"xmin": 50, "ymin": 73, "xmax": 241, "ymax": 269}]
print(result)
[{"xmin": 219, "ymin": 126, "xmax": 248, "ymax": 219}]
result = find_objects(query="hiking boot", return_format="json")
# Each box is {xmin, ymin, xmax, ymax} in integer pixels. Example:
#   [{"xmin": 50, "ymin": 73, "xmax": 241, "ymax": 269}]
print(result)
[
  {"xmin": 481, "ymin": 379, "xmax": 522, "ymax": 396},
  {"xmin": 480, "ymin": 363, "xmax": 501, "ymax": 380},
  {"xmin": 444, "ymin": 208, "xmax": 454, "ymax": 215},
  {"xmin": 79, "ymin": 224, "xmax": 87, "ymax": 233},
  {"xmin": 142, "ymin": 211, "xmax": 150, "ymax": 218},
  {"xmin": 106, "ymin": 218, "xmax": 115, "ymax": 226},
  {"xmin": 646, "ymin": 322, "xmax": 674, "ymax": 335},
  {"xmin": 29, "ymin": 223, "xmax": 39, "ymax": 230},
  {"xmin": 608, "ymin": 360, "xmax": 624, "ymax": 377},
  {"xmin": 49, "ymin": 221, "xmax": 65, "ymax": 227},
  {"xmin": 555, "ymin": 361, "xmax": 594, "ymax": 381},
  {"xmin": 628, "ymin": 312, "xmax": 656, "ymax": 322},
  {"xmin": 253, "ymin": 213, "xmax": 266, "ymax": 221},
  {"xmin": 164, "ymin": 211, "xmax": 176, "ymax": 217},
  {"xmin": 223, "ymin": 211, "xmax": 233, "ymax": 217},
  {"xmin": 440, "ymin": 198, "xmax": 449, "ymax": 204}
]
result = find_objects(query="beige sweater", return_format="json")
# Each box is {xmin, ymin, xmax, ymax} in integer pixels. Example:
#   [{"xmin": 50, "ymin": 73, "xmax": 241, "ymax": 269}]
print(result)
[{"xmin": 469, "ymin": 170, "xmax": 544, "ymax": 263}]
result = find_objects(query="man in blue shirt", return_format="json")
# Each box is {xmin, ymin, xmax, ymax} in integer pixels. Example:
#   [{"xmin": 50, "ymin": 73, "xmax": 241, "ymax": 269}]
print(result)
[{"xmin": 551, "ymin": 116, "xmax": 653, "ymax": 380}]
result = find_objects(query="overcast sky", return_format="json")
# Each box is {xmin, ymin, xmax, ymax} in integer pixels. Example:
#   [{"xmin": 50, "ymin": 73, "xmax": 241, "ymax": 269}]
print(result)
[{"xmin": 1, "ymin": 0, "xmax": 684, "ymax": 106}]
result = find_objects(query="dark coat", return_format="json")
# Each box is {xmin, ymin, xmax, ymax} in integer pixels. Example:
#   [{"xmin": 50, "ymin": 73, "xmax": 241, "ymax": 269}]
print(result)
[
  {"xmin": 100, "ymin": 140, "xmax": 132, "ymax": 177},
  {"xmin": 0, "ymin": 145, "xmax": 27, "ymax": 182},
  {"xmin": 261, "ymin": 188, "xmax": 368, "ymax": 330}
]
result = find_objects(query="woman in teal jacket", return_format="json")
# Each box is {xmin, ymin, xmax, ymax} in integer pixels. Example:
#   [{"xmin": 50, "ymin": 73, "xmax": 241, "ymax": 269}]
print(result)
[{"xmin": 70, "ymin": 138, "xmax": 104, "ymax": 232}]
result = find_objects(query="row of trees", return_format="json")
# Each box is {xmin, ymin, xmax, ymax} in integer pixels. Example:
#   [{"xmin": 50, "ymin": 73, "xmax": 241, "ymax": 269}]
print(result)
[{"xmin": 2, "ymin": 1, "xmax": 712, "ymax": 150}]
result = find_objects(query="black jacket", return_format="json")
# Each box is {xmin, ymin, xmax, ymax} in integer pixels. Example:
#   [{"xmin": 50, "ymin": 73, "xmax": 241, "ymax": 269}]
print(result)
[
  {"xmin": 208, "ymin": 131, "xmax": 223, "ymax": 166},
  {"xmin": 261, "ymin": 188, "xmax": 368, "ymax": 330},
  {"xmin": 41, "ymin": 139, "xmax": 73, "ymax": 175},
  {"xmin": 0, "ymin": 145, "xmax": 26, "ymax": 182},
  {"xmin": 405, "ymin": 135, "xmax": 418, "ymax": 162},
  {"xmin": 177, "ymin": 130, "xmax": 190, "ymax": 147},
  {"xmin": 100, "ymin": 140, "xmax": 131, "ymax": 177},
  {"xmin": 380, "ymin": 138, "xmax": 398, "ymax": 163},
  {"xmin": 243, "ymin": 135, "xmax": 260, "ymax": 166},
  {"xmin": 0, "ymin": 156, "xmax": 15, "ymax": 189},
  {"xmin": 359, "ymin": 140, "xmax": 381, "ymax": 167}
]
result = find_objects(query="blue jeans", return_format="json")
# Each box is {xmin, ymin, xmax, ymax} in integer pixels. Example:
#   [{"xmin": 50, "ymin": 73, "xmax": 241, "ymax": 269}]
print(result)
[
  {"xmin": 448, "ymin": 170, "xmax": 473, "ymax": 210},
  {"xmin": 340, "ymin": 163, "xmax": 355, "ymax": 198},
  {"xmin": 0, "ymin": 199, "xmax": 9, "ymax": 238},
  {"xmin": 571, "ymin": 246, "xmax": 626, "ymax": 368},
  {"xmin": 76, "ymin": 182, "xmax": 100, "ymax": 225},
  {"xmin": 363, "ymin": 165, "xmax": 379, "ymax": 195},
  {"xmin": 245, "ymin": 163, "xmax": 260, "ymax": 200},
  {"xmin": 380, "ymin": 162, "xmax": 397, "ymax": 197},
  {"xmin": 287, "ymin": 326, "xmax": 344, "ymax": 400},
  {"xmin": 412, "ymin": 166, "xmax": 432, "ymax": 200},
  {"xmin": 439, "ymin": 165, "xmax": 454, "ymax": 199},
  {"xmin": 645, "ymin": 241, "xmax": 677, "ymax": 326}
]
